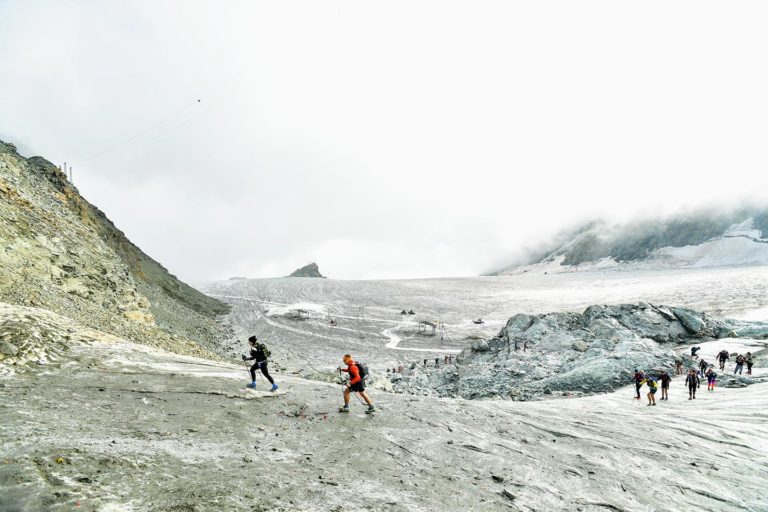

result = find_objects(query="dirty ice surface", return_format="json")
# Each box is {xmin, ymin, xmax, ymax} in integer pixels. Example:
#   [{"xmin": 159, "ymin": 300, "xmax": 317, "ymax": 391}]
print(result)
[
  {"xmin": 201, "ymin": 266, "xmax": 768, "ymax": 372},
  {"xmin": 3, "ymin": 266, "xmax": 768, "ymax": 511},
  {"xmin": 2, "ymin": 335, "xmax": 767, "ymax": 511}
]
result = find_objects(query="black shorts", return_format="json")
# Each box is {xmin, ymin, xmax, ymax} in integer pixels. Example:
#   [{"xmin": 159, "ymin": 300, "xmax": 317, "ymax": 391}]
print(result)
[{"xmin": 349, "ymin": 381, "xmax": 365, "ymax": 393}]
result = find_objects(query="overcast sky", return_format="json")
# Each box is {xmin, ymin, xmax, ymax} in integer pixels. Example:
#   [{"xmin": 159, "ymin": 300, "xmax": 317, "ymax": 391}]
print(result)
[{"xmin": 2, "ymin": 1, "xmax": 768, "ymax": 281}]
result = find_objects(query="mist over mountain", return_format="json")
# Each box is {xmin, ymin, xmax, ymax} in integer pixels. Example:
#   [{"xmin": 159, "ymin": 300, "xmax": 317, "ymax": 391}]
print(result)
[{"xmin": 490, "ymin": 206, "xmax": 768, "ymax": 275}]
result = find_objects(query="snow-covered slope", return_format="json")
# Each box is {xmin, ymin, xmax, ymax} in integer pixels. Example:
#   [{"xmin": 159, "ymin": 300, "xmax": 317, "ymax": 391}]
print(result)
[{"xmin": 494, "ymin": 213, "xmax": 768, "ymax": 275}]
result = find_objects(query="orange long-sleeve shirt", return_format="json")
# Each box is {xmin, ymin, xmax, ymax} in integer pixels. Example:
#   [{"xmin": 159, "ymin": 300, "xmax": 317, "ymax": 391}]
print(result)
[{"xmin": 342, "ymin": 361, "xmax": 361, "ymax": 385}]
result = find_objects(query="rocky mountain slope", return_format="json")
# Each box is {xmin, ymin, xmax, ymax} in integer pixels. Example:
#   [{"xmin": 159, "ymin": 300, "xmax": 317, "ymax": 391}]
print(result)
[
  {"xmin": 0, "ymin": 140, "xmax": 229, "ymax": 363},
  {"xmin": 491, "ymin": 207, "xmax": 768, "ymax": 275},
  {"xmin": 288, "ymin": 262, "xmax": 325, "ymax": 278}
]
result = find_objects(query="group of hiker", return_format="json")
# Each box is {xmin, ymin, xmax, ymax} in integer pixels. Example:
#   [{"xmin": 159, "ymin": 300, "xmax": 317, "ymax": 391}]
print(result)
[
  {"xmin": 239, "ymin": 336, "xmax": 375, "ymax": 414},
  {"xmin": 384, "ymin": 354, "xmax": 454, "ymax": 374},
  {"xmin": 635, "ymin": 345, "xmax": 757, "ymax": 405},
  {"xmin": 689, "ymin": 346, "xmax": 754, "ymax": 375}
]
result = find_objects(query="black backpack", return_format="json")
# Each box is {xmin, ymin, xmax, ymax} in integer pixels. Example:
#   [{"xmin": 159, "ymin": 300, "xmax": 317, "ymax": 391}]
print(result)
[
  {"xmin": 355, "ymin": 361, "xmax": 368, "ymax": 380},
  {"xmin": 256, "ymin": 343, "xmax": 271, "ymax": 360}
]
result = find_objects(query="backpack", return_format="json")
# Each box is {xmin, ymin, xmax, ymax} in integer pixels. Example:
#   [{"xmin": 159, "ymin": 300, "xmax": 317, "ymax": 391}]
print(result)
[
  {"xmin": 355, "ymin": 361, "xmax": 369, "ymax": 380},
  {"xmin": 257, "ymin": 343, "xmax": 271, "ymax": 360}
]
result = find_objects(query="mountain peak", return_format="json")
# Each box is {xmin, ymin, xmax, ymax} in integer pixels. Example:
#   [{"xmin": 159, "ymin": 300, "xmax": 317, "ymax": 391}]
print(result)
[{"xmin": 288, "ymin": 262, "xmax": 325, "ymax": 278}]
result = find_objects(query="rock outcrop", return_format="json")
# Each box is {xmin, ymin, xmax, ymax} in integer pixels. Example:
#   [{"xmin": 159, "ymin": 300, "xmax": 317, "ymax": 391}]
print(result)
[
  {"xmin": 0, "ymin": 140, "xmax": 228, "ymax": 366},
  {"xmin": 391, "ymin": 303, "xmax": 768, "ymax": 400},
  {"xmin": 288, "ymin": 262, "xmax": 325, "ymax": 278}
]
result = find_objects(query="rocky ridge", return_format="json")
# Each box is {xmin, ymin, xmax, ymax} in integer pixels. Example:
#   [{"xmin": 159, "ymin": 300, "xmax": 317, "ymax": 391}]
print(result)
[
  {"xmin": 390, "ymin": 303, "xmax": 768, "ymax": 400},
  {"xmin": 288, "ymin": 262, "xmax": 325, "ymax": 278},
  {"xmin": 0, "ymin": 140, "xmax": 230, "ymax": 366}
]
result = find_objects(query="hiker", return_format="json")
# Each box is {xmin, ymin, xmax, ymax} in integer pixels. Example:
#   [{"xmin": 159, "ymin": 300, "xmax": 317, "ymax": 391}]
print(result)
[
  {"xmin": 242, "ymin": 336, "xmax": 278, "ymax": 391},
  {"xmin": 401, "ymin": 310, "xmax": 407, "ymax": 315},
  {"xmin": 435, "ymin": 357, "xmax": 440, "ymax": 368},
  {"xmin": 746, "ymin": 352, "xmax": 754, "ymax": 375},
  {"xmin": 658, "ymin": 371, "xmax": 671, "ymax": 401},
  {"xmin": 408, "ymin": 310, "xmax": 415, "ymax": 315},
  {"xmin": 705, "ymin": 367, "xmax": 717, "ymax": 391},
  {"xmin": 717, "ymin": 349, "xmax": 730, "ymax": 370},
  {"xmin": 685, "ymin": 369, "xmax": 700, "ymax": 400},
  {"xmin": 645, "ymin": 377, "xmax": 658, "ymax": 406},
  {"xmin": 423, "ymin": 358, "xmax": 428, "ymax": 367},
  {"xmin": 734, "ymin": 354, "xmax": 746, "ymax": 375},
  {"xmin": 675, "ymin": 359, "xmax": 684, "ymax": 376},
  {"xmin": 338, "ymin": 354, "xmax": 375, "ymax": 414},
  {"xmin": 633, "ymin": 369, "xmax": 645, "ymax": 400},
  {"xmin": 691, "ymin": 346, "xmax": 701, "ymax": 358},
  {"xmin": 447, "ymin": 355, "xmax": 452, "ymax": 364},
  {"xmin": 698, "ymin": 358, "xmax": 708, "ymax": 378}
]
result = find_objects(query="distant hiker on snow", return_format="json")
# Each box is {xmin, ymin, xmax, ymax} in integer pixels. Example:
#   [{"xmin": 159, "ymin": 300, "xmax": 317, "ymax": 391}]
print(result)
[
  {"xmin": 338, "ymin": 354, "xmax": 375, "ymax": 414},
  {"xmin": 698, "ymin": 359, "xmax": 708, "ymax": 378},
  {"xmin": 675, "ymin": 359, "xmax": 684, "ymax": 376},
  {"xmin": 717, "ymin": 349, "xmax": 730, "ymax": 370},
  {"xmin": 645, "ymin": 377, "xmax": 658, "ymax": 406},
  {"xmin": 705, "ymin": 367, "xmax": 717, "ymax": 392},
  {"xmin": 685, "ymin": 369, "xmax": 700, "ymax": 400},
  {"xmin": 658, "ymin": 371, "xmax": 671, "ymax": 401},
  {"xmin": 633, "ymin": 369, "xmax": 645, "ymax": 400},
  {"xmin": 242, "ymin": 336, "xmax": 278, "ymax": 391},
  {"xmin": 691, "ymin": 346, "xmax": 701, "ymax": 358},
  {"xmin": 734, "ymin": 354, "xmax": 746, "ymax": 375},
  {"xmin": 746, "ymin": 352, "xmax": 754, "ymax": 375}
]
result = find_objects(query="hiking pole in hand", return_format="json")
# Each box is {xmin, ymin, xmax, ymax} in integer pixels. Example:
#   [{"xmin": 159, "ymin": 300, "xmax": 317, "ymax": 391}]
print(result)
[{"xmin": 256, "ymin": 361, "xmax": 266, "ymax": 385}]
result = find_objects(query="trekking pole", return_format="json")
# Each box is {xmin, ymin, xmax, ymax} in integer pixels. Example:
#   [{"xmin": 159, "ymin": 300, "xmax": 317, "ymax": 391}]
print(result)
[
  {"xmin": 256, "ymin": 361, "xmax": 266, "ymax": 384},
  {"xmin": 242, "ymin": 359, "xmax": 254, "ymax": 387}
]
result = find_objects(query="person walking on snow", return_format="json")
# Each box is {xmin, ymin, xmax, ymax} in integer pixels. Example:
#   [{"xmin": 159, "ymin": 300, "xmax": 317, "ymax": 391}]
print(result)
[
  {"xmin": 645, "ymin": 377, "xmax": 658, "ymax": 406},
  {"xmin": 675, "ymin": 359, "xmax": 684, "ymax": 376},
  {"xmin": 658, "ymin": 370, "xmax": 671, "ymax": 401},
  {"xmin": 633, "ymin": 369, "xmax": 645, "ymax": 400},
  {"xmin": 242, "ymin": 336, "xmax": 278, "ymax": 391},
  {"xmin": 734, "ymin": 354, "xmax": 746, "ymax": 375},
  {"xmin": 705, "ymin": 367, "xmax": 717, "ymax": 392},
  {"xmin": 698, "ymin": 358, "xmax": 708, "ymax": 378},
  {"xmin": 685, "ymin": 369, "xmax": 700, "ymax": 400},
  {"xmin": 746, "ymin": 352, "xmax": 754, "ymax": 375},
  {"xmin": 691, "ymin": 346, "xmax": 701, "ymax": 359},
  {"xmin": 717, "ymin": 349, "xmax": 730, "ymax": 371},
  {"xmin": 338, "ymin": 354, "xmax": 375, "ymax": 414}
]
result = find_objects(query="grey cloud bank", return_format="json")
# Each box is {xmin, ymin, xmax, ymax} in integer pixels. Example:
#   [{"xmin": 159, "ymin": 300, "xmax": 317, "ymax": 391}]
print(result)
[{"xmin": 2, "ymin": 1, "xmax": 767, "ymax": 281}]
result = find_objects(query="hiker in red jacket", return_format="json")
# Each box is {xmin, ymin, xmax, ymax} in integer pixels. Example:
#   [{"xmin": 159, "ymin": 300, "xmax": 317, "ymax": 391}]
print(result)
[{"xmin": 338, "ymin": 354, "xmax": 375, "ymax": 414}]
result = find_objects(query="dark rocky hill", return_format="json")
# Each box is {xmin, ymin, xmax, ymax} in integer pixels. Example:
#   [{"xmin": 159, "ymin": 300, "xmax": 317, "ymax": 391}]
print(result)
[{"xmin": 288, "ymin": 262, "xmax": 325, "ymax": 278}]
